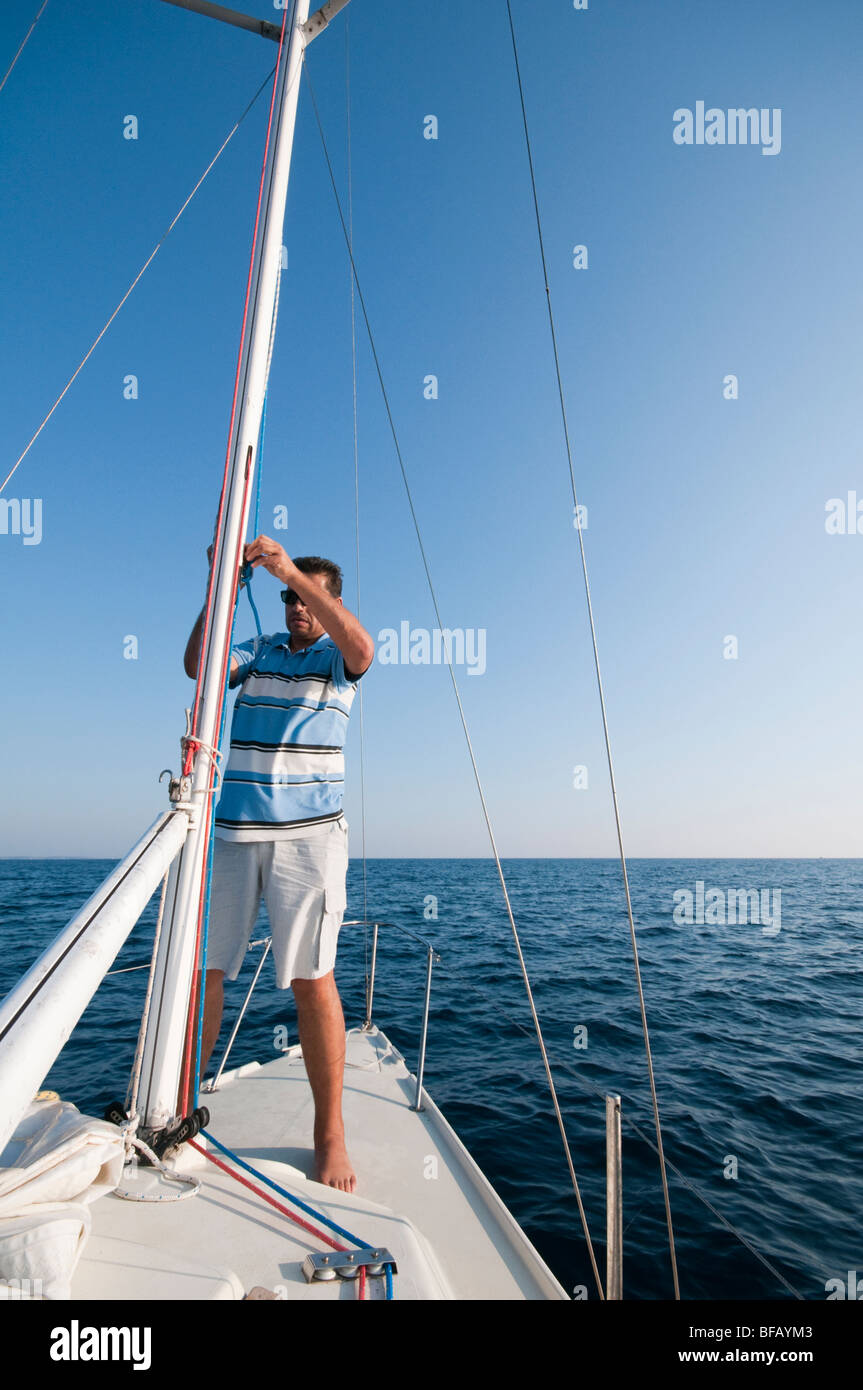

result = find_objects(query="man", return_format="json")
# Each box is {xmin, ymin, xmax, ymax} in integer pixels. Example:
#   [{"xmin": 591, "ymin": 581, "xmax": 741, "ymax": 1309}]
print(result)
[{"xmin": 184, "ymin": 534, "xmax": 374, "ymax": 1193}]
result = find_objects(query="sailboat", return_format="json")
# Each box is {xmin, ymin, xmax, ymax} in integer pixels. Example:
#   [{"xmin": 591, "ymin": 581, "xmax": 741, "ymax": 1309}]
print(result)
[
  {"xmin": 4, "ymin": 0, "xmax": 861, "ymax": 1337},
  {"xmin": 0, "ymin": 0, "xmax": 591, "ymax": 1303}
]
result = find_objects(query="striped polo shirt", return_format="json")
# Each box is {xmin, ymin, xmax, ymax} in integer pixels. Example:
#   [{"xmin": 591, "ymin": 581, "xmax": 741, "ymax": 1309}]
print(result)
[{"xmin": 214, "ymin": 632, "xmax": 364, "ymax": 842}]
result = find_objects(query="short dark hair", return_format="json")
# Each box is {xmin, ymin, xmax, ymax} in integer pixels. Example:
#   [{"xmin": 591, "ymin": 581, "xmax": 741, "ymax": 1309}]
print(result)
[{"xmin": 292, "ymin": 555, "xmax": 342, "ymax": 598}]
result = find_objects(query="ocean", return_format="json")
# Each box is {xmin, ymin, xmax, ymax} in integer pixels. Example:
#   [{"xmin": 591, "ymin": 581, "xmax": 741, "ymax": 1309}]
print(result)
[{"xmin": 1, "ymin": 855, "xmax": 860, "ymax": 1301}]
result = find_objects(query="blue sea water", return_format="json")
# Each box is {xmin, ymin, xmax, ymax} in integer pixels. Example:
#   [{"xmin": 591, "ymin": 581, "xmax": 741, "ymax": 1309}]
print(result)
[{"xmin": 1, "ymin": 856, "xmax": 861, "ymax": 1302}]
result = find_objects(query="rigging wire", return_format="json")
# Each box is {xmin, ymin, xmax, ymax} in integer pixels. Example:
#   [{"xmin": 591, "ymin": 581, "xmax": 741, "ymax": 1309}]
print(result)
[
  {"xmin": 435, "ymin": 948, "xmax": 803, "ymax": 1299},
  {"xmin": 0, "ymin": 0, "xmax": 48, "ymax": 96},
  {"xmin": 301, "ymin": 50, "xmax": 605, "ymax": 1301},
  {"xmin": 504, "ymin": 0, "xmax": 680, "ymax": 1298},
  {"xmin": 1, "ymin": 62, "xmax": 278, "ymax": 496}
]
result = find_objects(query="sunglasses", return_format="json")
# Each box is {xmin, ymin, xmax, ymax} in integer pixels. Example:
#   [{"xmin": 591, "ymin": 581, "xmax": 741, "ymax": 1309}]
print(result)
[{"xmin": 280, "ymin": 589, "xmax": 306, "ymax": 606}]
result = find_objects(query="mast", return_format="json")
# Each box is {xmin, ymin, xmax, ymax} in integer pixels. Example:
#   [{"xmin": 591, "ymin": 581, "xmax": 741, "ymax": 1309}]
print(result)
[{"xmin": 136, "ymin": 0, "xmax": 313, "ymax": 1134}]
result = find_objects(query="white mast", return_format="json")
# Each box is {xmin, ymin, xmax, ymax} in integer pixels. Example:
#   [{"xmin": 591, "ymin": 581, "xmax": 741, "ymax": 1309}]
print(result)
[{"xmin": 137, "ymin": 0, "xmax": 313, "ymax": 1134}]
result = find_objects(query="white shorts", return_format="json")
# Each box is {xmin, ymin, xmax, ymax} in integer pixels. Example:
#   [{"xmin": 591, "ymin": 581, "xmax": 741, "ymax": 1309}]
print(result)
[{"xmin": 205, "ymin": 820, "xmax": 349, "ymax": 987}]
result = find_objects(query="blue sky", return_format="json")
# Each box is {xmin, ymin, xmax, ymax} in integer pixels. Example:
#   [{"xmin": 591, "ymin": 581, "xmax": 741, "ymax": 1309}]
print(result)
[{"xmin": 1, "ymin": 0, "xmax": 861, "ymax": 857}]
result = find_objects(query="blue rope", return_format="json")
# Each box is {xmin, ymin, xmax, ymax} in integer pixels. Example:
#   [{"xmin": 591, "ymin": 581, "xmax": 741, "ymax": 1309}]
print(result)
[
  {"xmin": 193, "ymin": 386, "xmax": 271, "ymax": 1094},
  {"xmin": 200, "ymin": 1128, "xmax": 397, "ymax": 1297},
  {"xmin": 253, "ymin": 390, "xmax": 266, "ymax": 537},
  {"xmin": 243, "ymin": 577, "xmax": 263, "ymax": 638},
  {"xmin": 241, "ymin": 388, "xmax": 268, "ymax": 639},
  {"xmin": 192, "ymin": 386, "xmax": 397, "ymax": 1296},
  {"xmin": 200, "ymin": 1128, "xmax": 370, "ymax": 1249}
]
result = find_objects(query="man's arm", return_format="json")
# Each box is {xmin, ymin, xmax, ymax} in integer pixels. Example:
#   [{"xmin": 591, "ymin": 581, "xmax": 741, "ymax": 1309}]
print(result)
[
  {"xmin": 184, "ymin": 548, "xmax": 240, "ymax": 680},
  {"xmin": 244, "ymin": 534, "xmax": 375, "ymax": 678}
]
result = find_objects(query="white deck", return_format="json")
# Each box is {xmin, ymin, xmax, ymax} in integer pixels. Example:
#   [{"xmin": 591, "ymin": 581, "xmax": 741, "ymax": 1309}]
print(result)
[{"xmin": 75, "ymin": 1027, "xmax": 568, "ymax": 1301}]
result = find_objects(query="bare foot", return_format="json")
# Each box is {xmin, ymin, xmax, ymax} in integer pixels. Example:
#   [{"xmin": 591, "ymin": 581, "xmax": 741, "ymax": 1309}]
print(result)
[{"xmin": 314, "ymin": 1133, "xmax": 357, "ymax": 1193}]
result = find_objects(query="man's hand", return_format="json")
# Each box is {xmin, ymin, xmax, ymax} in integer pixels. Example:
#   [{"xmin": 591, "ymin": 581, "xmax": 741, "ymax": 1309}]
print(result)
[
  {"xmin": 243, "ymin": 535, "xmax": 293, "ymax": 585},
  {"xmin": 241, "ymin": 534, "xmax": 373, "ymax": 679}
]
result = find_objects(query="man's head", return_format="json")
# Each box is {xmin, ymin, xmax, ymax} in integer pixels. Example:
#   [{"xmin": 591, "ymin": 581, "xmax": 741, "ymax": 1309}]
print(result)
[{"xmin": 282, "ymin": 555, "xmax": 342, "ymax": 647}]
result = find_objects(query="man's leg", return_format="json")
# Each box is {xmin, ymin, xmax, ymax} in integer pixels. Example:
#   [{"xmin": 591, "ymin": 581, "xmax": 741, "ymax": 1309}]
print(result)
[
  {"xmin": 180, "ymin": 968, "xmax": 225, "ymax": 1114},
  {"xmin": 193, "ymin": 841, "xmax": 262, "ymax": 1094},
  {"xmin": 292, "ymin": 971, "xmax": 356, "ymax": 1193}
]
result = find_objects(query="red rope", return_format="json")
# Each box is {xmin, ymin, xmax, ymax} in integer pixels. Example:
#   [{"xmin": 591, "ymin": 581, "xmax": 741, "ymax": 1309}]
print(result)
[
  {"xmin": 177, "ymin": 4, "xmax": 290, "ymax": 1106},
  {"xmin": 185, "ymin": 3, "xmax": 289, "ymax": 771},
  {"xmin": 188, "ymin": 1140, "xmax": 370, "ymax": 1300},
  {"xmin": 179, "ymin": 457, "xmax": 254, "ymax": 1112},
  {"xmin": 187, "ymin": 1138, "xmax": 349, "ymax": 1254}
]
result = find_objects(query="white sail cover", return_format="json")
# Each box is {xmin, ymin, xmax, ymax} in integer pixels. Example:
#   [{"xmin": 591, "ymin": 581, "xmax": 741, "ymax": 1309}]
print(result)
[{"xmin": 0, "ymin": 1098, "xmax": 124, "ymax": 1299}]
